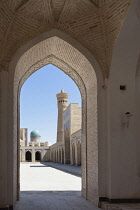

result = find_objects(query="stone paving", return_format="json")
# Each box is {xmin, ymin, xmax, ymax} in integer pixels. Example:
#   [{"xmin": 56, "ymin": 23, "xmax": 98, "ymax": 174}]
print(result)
[
  {"xmin": 15, "ymin": 163, "xmax": 99, "ymax": 210},
  {"xmin": 43, "ymin": 162, "xmax": 81, "ymax": 176}
]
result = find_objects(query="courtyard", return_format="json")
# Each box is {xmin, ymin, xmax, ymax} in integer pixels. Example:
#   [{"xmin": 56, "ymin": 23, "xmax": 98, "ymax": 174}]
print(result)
[{"xmin": 15, "ymin": 163, "xmax": 99, "ymax": 210}]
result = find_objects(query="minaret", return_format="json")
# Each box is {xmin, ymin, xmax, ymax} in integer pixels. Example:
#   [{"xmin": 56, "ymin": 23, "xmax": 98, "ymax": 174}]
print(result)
[{"xmin": 56, "ymin": 89, "xmax": 68, "ymax": 142}]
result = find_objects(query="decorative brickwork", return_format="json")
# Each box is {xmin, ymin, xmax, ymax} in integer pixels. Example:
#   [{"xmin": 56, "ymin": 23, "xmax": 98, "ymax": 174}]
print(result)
[
  {"xmin": 10, "ymin": 36, "xmax": 98, "ymax": 206},
  {"xmin": 0, "ymin": 0, "xmax": 131, "ymax": 77}
]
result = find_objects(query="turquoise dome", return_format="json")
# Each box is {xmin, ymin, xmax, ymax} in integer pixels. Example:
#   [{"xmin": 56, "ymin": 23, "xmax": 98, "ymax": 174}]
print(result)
[{"xmin": 30, "ymin": 129, "xmax": 41, "ymax": 136}]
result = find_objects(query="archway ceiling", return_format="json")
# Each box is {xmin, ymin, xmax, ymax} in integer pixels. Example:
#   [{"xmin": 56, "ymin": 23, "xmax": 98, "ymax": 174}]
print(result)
[{"xmin": 0, "ymin": 0, "xmax": 131, "ymax": 77}]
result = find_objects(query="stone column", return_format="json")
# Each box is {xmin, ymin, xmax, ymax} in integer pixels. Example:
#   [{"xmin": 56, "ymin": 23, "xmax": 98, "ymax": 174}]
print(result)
[
  {"xmin": 40, "ymin": 150, "xmax": 42, "ymax": 162},
  {"xmin": 0, "ymin": 71, "xmax": 8, "ymax": 208},
  {"xmin": 22, "ymin": 148, "xmax": 25, "ymax": 162},
  {"xmin": 75, "ymin": 143, "xmax": 78, "ymax": 166},
  {"xmin": 32, "ymin": 149, "xmax": 35, "ymax": 162}
]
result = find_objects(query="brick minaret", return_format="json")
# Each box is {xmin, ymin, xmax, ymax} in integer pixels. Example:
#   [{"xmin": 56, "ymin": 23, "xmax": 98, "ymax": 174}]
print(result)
[{"xmin": 56, "ymin": 89, "xmax": 68, "ymax": 142}]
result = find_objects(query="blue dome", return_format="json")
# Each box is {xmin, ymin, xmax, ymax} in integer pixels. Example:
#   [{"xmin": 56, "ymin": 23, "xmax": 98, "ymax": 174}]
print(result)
[{"xmin": 30, "ymin": 129, "xmax": 41, "ymax": 136}]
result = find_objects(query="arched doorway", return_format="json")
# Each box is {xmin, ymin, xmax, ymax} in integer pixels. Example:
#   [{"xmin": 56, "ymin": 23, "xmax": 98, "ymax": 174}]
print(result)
[
  {"xmin": 26, "ymin": 151, "xmax": 32, "ymax": 162},
  {"xmin": 35, "ymin": 151, "xmax": 41, "ymax": 161},
  {"xmin": 8, "ymin": 30, "xmax": 105, "ymax": 207}
]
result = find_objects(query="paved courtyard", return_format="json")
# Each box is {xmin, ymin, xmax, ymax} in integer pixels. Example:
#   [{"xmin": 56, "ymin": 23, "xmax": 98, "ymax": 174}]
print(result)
[
  {"xmin": 15, "ymin": 163, "xmax": 99, "ymax": 210},
  {"xmin": 44, "ymin": 162, "xmax": 81, "ymax": 176}
]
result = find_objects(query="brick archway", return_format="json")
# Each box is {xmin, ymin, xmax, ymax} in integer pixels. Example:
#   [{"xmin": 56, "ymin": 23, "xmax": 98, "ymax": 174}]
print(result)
[
  {"xmin": 35, "ymin": 151, "xmax": 41, "ymax": 162},
  {"xmin": 7, "ymin": 30, "xmax": 106, "ymax": 207},
  {"xmin": 25, "ymin": 151, "xmax": 32, "ymax": 162}
]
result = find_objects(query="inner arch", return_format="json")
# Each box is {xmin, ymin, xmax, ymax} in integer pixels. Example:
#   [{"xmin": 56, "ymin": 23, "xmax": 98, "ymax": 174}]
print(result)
[{"xmin": 8, "ymin": 34, "xmax": 100, "ymax": 206}]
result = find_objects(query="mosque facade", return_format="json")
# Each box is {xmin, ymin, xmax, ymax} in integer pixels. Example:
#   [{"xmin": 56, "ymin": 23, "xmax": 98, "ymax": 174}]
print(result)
[
  {"xmin": 20, "ymin": 90, "xmax": 81, "ymax": 166},
  {"xmin": 20, "ymin": 128, "xmax": 50, "ymax": 162}
]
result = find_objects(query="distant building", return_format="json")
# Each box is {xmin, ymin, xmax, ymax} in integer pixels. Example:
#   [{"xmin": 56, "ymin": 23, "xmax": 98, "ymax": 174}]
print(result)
[
  {"xmin": 20, "ymin": 128, "xmax": 49, "ymax": 162},
  {"xmin": 20, "ymin": 90, "xmax": 81, "ymax": 166}
]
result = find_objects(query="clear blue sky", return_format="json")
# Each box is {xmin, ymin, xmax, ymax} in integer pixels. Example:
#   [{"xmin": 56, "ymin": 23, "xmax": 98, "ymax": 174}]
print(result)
[{"xmin": 20, "ymin": 64, "xmax": 81, "ymax": 144}]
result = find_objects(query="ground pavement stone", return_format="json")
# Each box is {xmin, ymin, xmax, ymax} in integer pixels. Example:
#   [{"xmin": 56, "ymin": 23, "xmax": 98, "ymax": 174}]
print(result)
[{"xmin": 15, "ymin": 163, "xmax": 100, "ymax": 210}]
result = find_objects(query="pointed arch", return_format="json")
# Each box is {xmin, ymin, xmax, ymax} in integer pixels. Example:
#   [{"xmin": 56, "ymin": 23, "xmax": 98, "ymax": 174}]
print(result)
[{"xmin": 7, "ymin": 29, "xmax": 106, "ymax": 207}]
